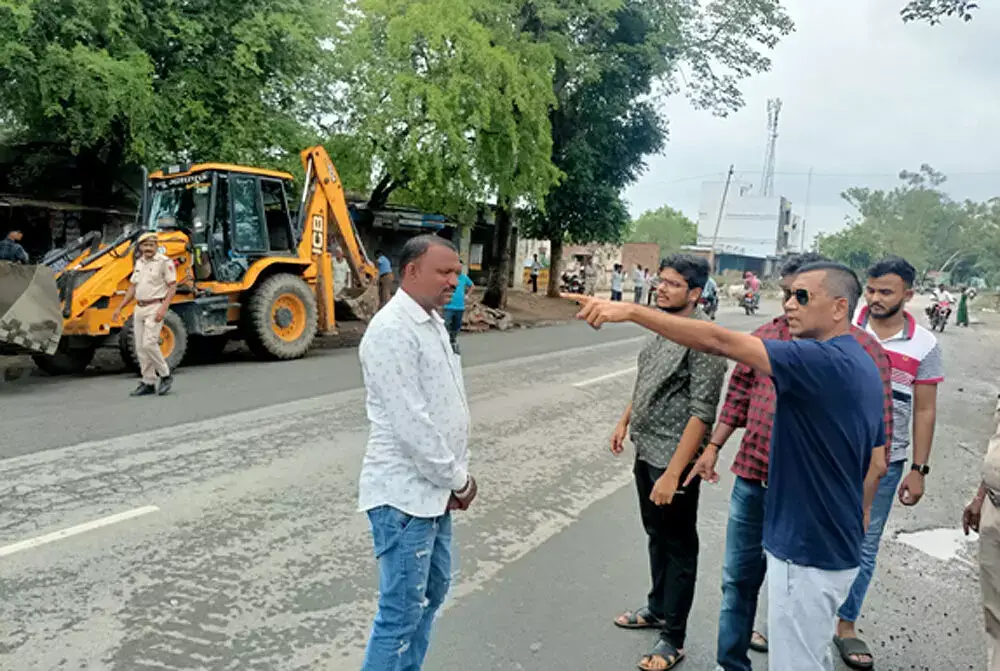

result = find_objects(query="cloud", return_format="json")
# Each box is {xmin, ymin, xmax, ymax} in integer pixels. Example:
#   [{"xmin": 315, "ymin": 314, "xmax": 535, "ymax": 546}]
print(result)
[{"xmin": 625, "ymin": 0, "xmax": 1000, "ymax": 244}]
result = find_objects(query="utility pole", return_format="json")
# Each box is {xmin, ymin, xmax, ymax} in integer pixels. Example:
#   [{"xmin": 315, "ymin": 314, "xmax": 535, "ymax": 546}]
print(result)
[
  {"xmin": 709, "ymin": 164, "xmax": 735, "ymax": 273},
  {"xmin": 802, "ymin": 167, "xmax": 813, "ymax": 251}
]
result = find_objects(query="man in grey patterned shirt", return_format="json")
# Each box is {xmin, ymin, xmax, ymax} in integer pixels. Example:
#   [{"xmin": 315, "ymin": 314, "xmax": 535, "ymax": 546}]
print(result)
[{"xmin": 610, "ymin": 254, "xmax": 727, "ymax": 671}]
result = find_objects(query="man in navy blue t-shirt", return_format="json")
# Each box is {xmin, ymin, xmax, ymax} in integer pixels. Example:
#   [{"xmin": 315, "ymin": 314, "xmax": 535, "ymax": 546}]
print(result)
[{"xmin": 567, "ymin": 261, "xmax": 885, "ymax": 671}]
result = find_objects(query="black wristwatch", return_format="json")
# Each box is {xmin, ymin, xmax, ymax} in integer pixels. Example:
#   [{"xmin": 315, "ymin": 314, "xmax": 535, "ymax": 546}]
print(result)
[{"xmin": 911, "ymin": 463, "xmax": 930, "ymax": 476}]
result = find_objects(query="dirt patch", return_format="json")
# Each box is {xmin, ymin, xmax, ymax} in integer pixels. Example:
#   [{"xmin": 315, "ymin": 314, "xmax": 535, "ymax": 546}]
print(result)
[
  {"xmin": 314, "ymin": 321, "xmax": 367, "ymax": 350},
  {"xmin": 492, "ymin": 289, "xmax": 582, "ymax": 326}
]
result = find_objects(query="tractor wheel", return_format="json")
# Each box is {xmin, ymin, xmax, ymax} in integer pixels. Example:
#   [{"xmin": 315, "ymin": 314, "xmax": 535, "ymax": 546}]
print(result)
[
  {"xmin": 119, "ymin": 310, "xmax": 189, "ymax": 374},
  {"xmin": 244, "ymin": 273, "xmax": 318, "ymax": 360},
  {"xmin": 32, "ymin": 340, "xmax": 97, "ymax": 376}
]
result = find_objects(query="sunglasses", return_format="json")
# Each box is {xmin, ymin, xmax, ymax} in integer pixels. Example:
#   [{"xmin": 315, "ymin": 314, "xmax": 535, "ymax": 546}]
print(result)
[{"xmin": 783, "ymin": 288, "xmax": 811, "ymax": 306}]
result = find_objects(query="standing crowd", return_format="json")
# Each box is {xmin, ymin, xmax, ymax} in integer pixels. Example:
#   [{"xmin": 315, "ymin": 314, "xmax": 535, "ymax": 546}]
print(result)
[{"xmin": 350, "ymin": 234, "xmax": 1000, "ymax": 671}]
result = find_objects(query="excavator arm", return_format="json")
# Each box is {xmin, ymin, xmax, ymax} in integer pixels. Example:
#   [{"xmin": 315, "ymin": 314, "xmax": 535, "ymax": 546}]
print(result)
[{"xmin": 298, "ymin": 146, "xmax": 379, "ymax": 331}]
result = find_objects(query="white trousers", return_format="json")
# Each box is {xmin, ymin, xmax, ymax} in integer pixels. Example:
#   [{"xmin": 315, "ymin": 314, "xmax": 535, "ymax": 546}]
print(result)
[
  {"xmin": 134, "ymin": 303, "xmax": 169, "ymax": 384},
  {"xmin": 766, "ymin": 551, "xmax": 858, "ymax": 671}
]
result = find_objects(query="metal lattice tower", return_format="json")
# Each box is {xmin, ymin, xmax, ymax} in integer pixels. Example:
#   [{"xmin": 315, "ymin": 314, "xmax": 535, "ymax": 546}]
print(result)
[{"xmin": 760, "ymin": 98, "xmax": 782, "ymax": 197}]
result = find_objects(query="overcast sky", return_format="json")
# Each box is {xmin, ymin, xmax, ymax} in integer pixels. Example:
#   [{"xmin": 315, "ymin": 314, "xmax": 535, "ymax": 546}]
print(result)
[{"xmin": 624, "ymin": 0, "xmax": 1000, "ymax": 246}]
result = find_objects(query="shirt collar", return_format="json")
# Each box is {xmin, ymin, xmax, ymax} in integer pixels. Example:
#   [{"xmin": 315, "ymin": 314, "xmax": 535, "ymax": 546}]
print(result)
[
  {"xmin": 394, "ymin": 288, "xmax": 444, "ymax": 324},
  {"xmin": 854, "ymin": 305, "xmax": 916, "ymax": 340}
]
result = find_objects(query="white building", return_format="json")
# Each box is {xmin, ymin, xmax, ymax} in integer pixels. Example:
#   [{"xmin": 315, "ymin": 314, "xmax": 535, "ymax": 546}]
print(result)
[{"xmin": 695, "ymin": 180, "xmax": 803, "ymax": 269}]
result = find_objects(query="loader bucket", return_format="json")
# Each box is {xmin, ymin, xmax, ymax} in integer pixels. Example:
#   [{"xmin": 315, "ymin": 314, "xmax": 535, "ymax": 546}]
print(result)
[
  {"xmin": 338, "ymin": 281, "xmax": 379, "ymax": 323},
  {"xmin": 0, "ymin": 262, "xmax": 63, "ymax": 356}
]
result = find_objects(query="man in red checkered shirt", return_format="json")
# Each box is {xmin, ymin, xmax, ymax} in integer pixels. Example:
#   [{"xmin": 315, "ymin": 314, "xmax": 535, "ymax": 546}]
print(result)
[{"xmin": 682, "ymin": 253, "xmax": 894, "ymax": 671}]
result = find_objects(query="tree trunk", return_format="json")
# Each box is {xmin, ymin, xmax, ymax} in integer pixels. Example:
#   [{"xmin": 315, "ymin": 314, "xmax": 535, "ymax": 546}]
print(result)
[
  {"xmin": 482, "ymin": 199, "xmax": 513, "ymax": 309},
  {"xmin": 547, "ymin": 235, "xmax": 563, "ymax": 297}
]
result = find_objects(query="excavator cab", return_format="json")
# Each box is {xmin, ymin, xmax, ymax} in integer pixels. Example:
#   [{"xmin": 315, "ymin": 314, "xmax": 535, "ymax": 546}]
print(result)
[{"xmin": 146, "ymin": 165, "xmax": 301, "ymax": 283}]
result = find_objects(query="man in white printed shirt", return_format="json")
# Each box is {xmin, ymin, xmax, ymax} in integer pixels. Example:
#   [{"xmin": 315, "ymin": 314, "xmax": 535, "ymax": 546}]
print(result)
[{"xmin": 358, "ymin": 234, "xmax": 478, "ymax": 671}]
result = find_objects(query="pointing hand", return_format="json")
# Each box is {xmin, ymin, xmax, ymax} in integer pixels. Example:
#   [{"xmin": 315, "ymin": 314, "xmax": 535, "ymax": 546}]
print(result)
[{"xmin": 561, "ymin": 294, "xmax": 635, "ymax": 329}]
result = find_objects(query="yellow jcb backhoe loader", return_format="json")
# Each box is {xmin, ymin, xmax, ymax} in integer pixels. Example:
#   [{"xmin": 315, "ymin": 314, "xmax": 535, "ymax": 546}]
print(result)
[{"xmin": 8, "ymin": 146, "xmax": 378, "ymax": 375}]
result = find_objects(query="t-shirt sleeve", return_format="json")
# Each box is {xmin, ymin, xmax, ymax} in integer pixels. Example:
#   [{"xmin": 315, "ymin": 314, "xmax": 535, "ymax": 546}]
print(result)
[
  {"xmin": 762, "ymin": 339, "xmax": 832, "ymax": 398},
  {"xmin": 916, "ymin": 341, "xmax": 944, "ymax": 384}
]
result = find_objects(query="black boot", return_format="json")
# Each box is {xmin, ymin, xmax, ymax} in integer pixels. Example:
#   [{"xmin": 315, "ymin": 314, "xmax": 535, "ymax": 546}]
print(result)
[
  {"xmin": 157, "ymin": 375, "xmax": 173, "ymax": 396},
  {"xmin": 130, "ymin": 383, "xmax": 156, "ymax": 397}
]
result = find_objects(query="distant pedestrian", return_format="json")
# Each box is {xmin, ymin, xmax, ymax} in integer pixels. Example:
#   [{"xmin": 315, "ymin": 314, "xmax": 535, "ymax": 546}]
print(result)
[
  {"xmin": 111, "ymin": 232, "xmax": 177, "ymax": 397},
  {"xmin": 0, "ymin": 230, "xmax": 29, "ymax": 264},
  {"xmin": 611, "ymin": 264, "xmax": 625, "ymax": 301},
  {"xmin": 443, "ymin": 263, "xmax": 474, "ymax": 354},
  {"xmin": 530, "ymin": 253, "xmax": 541, "ymax": 293},
  {"xmin": 956, "ymin": 286, "xmax": 973, "ymax": 327},
  {"xmin": 358, "ymin": 234, "xmax": 478, "ymax": 671},
  {"xmin": 633, "ymin": 264, "xmax": 645, "ymax": 303},
  {"xmin": 375, "ymin": 249, "xmax": 394, "ymax": 309},
  {"xmin": 331, "ymin": 246, "xmax": 350, "ymax": 300},
  {"xmin": 646, "ymin": 270, "xmax": 657, "ymax": 306},
  {"xmin": 574, "ymin": 259, "xmax": 887, "ymax": 671},
  {"xmin": 610, "ymin": 254, "xmax": 727, "ymax": 671},
  {"xmin": 584, "ymin": 258, "xmax": 598, "ymax": 296}
]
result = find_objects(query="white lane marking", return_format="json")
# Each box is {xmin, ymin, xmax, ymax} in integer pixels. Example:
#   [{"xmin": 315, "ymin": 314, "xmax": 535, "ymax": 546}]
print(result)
[
  {"xmin": 0, "ymin": 505, "xmax": 159, "ymax": 559},
  {"xmin": 572, "ymin": 366, "xmax": 638, "ymax": 388}
]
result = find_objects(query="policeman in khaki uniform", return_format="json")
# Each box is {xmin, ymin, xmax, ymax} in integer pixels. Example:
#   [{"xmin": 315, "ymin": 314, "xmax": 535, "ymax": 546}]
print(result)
[{"xmin": 112, "ymin": 232, "xmax": 177, "ymax": 396}]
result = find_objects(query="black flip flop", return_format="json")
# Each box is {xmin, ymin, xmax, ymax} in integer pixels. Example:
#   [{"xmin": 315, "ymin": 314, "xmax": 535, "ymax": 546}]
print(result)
[
  {"xmin": 834, "ymin": 636, "xmax": 874, "ymax": 670},
  {"xmin": 614, "ymin": 606, "xmax": 663, "ymax": 630},
  {"xmin": 749, "ymin": 630, "xmax": 768, "ymax": 653},
  {"xmin": 637, "ymin": 638, "xmax": 685, "ymax": 670}
]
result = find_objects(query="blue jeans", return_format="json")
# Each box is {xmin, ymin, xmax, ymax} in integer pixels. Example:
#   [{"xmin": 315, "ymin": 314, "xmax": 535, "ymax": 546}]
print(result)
[
  {"xmin": 362, "ymin": 506, "xmax": 453, "ymax": 671},
  {"xmin": 837, "ymin": 460, "xmax": 905, "ymax": 623},
  {"xmin": 717, "ymin": 476, "xmax": 768, "ymax": 671}
]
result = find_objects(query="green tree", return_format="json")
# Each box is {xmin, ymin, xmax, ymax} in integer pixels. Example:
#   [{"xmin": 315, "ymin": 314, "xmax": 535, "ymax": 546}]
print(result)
[
  {"xmin": 627, "ymin": 205, "xmax": 697, "ymax": 252},
  {"xmin": 819, "ymin": 165, "xmax": 985, "ymax": 279},
  {"xmin": 326, "ymin": 0, "xmax": 558, "ymax": 214},
  {"xmin": 518, "ymin": 0, "xmax": 794, "ymax": 296},
  {"xmin": 901, "ymin": 0, "xmax": 978, "ymax": 24},
  {"xmin": 0, "ymin": 0, "xmax": 335, "ymax": 229},
  {"xmin": 327, "ymin": 0, "xmax": 561, "ymax": 308}
]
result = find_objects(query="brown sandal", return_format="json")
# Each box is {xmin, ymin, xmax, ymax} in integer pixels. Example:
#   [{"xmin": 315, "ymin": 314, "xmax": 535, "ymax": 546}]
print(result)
[
  {"xmin": 614, "ymin": 606, "xmax": 663, "ymax": 630},
  {"xmin": 637, "ymin": 639, "xmax": 685, "ymax": 670}
]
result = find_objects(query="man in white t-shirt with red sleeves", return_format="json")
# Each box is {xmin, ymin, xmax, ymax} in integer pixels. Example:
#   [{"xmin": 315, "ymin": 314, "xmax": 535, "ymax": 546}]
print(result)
[{"xmin": 836, "ymin": 255, "xmax": 944, "ymax": 670}]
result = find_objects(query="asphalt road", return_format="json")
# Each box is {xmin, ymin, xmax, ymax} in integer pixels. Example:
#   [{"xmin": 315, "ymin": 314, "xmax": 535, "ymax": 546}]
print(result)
[{"xmin": 0, "ymin": 302, "xmax": 995, "ymax": 670}]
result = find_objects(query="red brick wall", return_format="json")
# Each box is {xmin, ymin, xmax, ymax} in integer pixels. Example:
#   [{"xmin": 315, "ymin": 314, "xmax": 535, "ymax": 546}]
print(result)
[{"xmin": 620, "ymin": 242, "xmax": 659, "ymax": 272}]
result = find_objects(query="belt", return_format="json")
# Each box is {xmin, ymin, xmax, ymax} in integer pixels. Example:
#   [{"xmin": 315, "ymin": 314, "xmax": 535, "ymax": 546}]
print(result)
[{"xmin": 137, "ymin": 298, "xmax": 165, "ymax": 307}]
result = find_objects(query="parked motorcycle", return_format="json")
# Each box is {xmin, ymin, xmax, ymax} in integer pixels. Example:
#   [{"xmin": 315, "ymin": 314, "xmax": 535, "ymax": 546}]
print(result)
[
  {"xmin": 560, "ymin": 271, "xmax": 584, "ymax": 294},
  {"xmin": 743, "ymin": 291, "xmax": 758, "ymax": 316},
  {"xmin": 929, "ymin": 300, "xmax": 951, "ymax": 332},
  {"xmin": 700, "ymin": 295, "xmax": 718, "ymax": 320}
]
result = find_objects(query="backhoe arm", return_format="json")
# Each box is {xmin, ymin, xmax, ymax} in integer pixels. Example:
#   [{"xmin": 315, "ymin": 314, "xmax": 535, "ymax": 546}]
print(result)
[{"xmin": 299, "ymin": 146, "xmax": 379, "ymax": 331}]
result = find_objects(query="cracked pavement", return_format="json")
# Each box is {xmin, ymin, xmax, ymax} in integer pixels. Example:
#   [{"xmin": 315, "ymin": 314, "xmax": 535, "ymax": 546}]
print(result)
[{"xmin": 0, "ymin": 305, "xmax": 995, "ymax": 670}]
